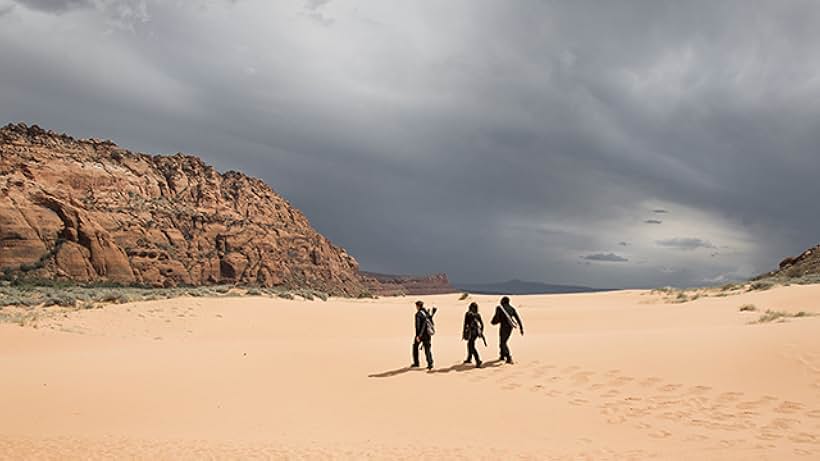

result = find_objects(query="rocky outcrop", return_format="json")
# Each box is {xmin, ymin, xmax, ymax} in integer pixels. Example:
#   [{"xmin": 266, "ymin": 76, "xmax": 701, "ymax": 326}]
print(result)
[
  {"xmin": 361, "ymin": 272, "xmax": 455, "ymax": 296},
  {"xmin": 0, "ymin": 123, "xmax": 364, "ymax": 295},
  {"xmin": 756, "ymin": 244, "xmax": 820, "ymax": 280}
]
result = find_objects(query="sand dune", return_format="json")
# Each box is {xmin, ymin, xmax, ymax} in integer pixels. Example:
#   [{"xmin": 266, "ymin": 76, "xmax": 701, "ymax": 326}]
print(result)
[{"xmin": 1, "ymin": 285, "xmax": 819, "ymax": 459}]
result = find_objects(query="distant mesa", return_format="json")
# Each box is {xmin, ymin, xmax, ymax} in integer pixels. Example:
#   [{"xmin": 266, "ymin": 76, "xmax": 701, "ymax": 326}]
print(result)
[
  {"xmin": 455, "ymin": 279, "xmax": 606, "ymax": 295},
  {"xmin": 360, "ymin": 271, "xmax": 456, "ymax": 296},
  {"xmin": 0, "ymin": 123, "xmax": 367, "ymax": 295}
]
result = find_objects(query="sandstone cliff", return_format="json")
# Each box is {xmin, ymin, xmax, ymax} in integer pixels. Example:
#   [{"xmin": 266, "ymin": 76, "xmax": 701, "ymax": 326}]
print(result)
[{"xmin": 0, "ymin": 123, "xmax": 364, "ymax": 295}]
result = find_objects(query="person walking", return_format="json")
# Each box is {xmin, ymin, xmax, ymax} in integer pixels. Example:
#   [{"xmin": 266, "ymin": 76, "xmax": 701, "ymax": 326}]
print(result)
[
  {"xmin": 462, "ymin": 302, "xmax": 485, "ymax": 368},
  {"xmin": 490, "ymin": 296, "xmax": 524, "ymax": 364},
  {"xmin": 412, "ymin": 300, "xmax": 435, "ymax": 370}
]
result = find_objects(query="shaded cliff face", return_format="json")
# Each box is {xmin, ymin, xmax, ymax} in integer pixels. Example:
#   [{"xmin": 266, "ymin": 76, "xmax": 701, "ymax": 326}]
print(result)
[
  {"xmin": 360, "ymin": 272, "xmax": 455, "ymax": 296},
  {"xmin": 0, "ymin": 123, "xmax": 364, "ymax": 295}
]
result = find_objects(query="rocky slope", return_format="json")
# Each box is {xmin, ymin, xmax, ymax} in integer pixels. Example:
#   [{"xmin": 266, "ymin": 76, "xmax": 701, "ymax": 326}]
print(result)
[
  {"xmin": 0, "ymin": 123, "xmax": 364, "ymax": 295},
  {"xmin": 360, "ymin": 272, "xmax": 455, "ymax": 296},
  {"xmin": 756, "ymin": 244, "xmax": 820, "ymax": 281}
]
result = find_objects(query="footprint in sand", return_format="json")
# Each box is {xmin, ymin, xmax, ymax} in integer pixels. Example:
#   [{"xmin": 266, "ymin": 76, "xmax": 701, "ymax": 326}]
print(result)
[
  {"xmin": 757, "ymin": 431, "xmax": 784, "ymax": 441},
  {"xmin": 659, "ymin": 384, "xmax": 683, "ymax": 393},
  {"xmin": 805, "ymin": 409, "xmax": 820, "ymax": 419},
  {"xmin": 571, "ymin": 371, "xmax": 595, "ymax": 386},
  {"xmin": 649, "ymin": 429, "xmax": 672, "ymax": 439},
  {"xmin": 686, "ymin": 385, "xmax": 713, "ymax": 395},
  {"xmin": 639, "ymin": 377, "xmax": 663, "ymax": 387},
  {"xmin": 684, "ymin": 434, "xmax": 710, "ymax": 442},
  {"xmin": 561, "ymin": 365, "xmax": 581, "ymax": 374},
  {"xmin": 789, "ymin": 432, "xmax": 818, "ymax": 444},
  {"xmin": 717, "ymin": 392, "xmax": 744, "ymax": 402},
  {"xmin": 775, "ymin": 401, "xmax": 805, "ymax": 414},
  {"xmin": 569, "ymin": 398, "xmax": 589, "ymax": 406},
  {"xmin": 608, "ymin": 376, "xmax": 635, "ymax": 386},
  {"xmin": 765, "ymin": 418, "xmax": 801, "ymax": 431}
]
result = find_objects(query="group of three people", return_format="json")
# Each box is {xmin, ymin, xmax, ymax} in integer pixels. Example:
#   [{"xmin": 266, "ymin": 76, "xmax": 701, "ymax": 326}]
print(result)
[{"xmin": 412, "ymin": 296, "xmax": 524, "ymax": 370}]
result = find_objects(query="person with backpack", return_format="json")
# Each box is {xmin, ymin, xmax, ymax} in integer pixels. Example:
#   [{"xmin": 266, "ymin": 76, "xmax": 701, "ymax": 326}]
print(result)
[
  {"xmin": 412, "ymin": 300, "xmax": 436, "ymax": 370},
  {"xmin": 490, "ymin": 296, "xmax": 524, "ymax": 364},
  {"xmin": 462, "ymin": 302, "xmax": 485, "ymax": 368}
]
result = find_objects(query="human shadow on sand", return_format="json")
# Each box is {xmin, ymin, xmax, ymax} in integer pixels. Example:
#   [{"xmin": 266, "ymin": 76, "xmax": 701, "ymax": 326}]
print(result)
[{"xmin": 368, "ymin": 359, "xmax": 505, "ymax": 378}]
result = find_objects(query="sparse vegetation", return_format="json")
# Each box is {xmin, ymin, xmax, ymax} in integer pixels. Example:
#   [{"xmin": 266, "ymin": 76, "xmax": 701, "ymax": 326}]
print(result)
[
  {"xmin": 459, "ymin": 292, "xmax": 470, "ymax": 301},
  {"xmin": 0, "ymin": 283, "xmax": 334, "ymax": 324},
  {"xmin": 739, "ymin": 304, "xmax": 757, "ymax": 312},
  {"xmin": 748, "ymin": 281, "xmax": 775, "ymax": 292},
  {"xmin": 754, "ymin": 309, "xmax": 815, "ymax": 324}
]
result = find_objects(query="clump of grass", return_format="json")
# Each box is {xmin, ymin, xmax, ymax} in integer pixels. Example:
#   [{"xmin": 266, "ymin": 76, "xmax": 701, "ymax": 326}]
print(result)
[
  {"xmin": 739, "ymin": 304, "xmax": 757, "ymax": 312},
  {"xmin": 748, "ymin": 281, "xmax": 775, "ymax": 292},
  {"xmin": 755, "ymin": 309, "xmax": 815, "ymax": 323},
  {"xmin": 278, "ymin": 292, "xmax": 294, "ymax": 300},
  {"xmin": 459, "ymin": 292, "xmax": 470, "ymax": 301},
  {"xmin": 43, "ymin": 293, "xmax": 77, "ymax": 307},
  {"xmin": 246, "ymin": 288, "xmax": 262, "ymax": 296}
]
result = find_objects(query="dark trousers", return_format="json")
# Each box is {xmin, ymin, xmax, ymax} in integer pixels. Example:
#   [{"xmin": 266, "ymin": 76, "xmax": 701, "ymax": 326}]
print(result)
[
  {"xmin": 413, "ymin": 336, "xmax": 433, "ymax": 368},
  {"xmin": 466, "ymin": 337, "xmax": 481, "ymax": 363},
  {"xmin": 499, "ymin": 326, "xmax": 513, "ymax": 360}
]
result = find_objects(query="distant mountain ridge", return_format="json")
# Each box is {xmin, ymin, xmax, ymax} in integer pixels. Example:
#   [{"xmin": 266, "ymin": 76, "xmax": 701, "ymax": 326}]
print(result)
[{"xmin": 454, "ymin": 279, "xmax": 607, "ymax": 295}]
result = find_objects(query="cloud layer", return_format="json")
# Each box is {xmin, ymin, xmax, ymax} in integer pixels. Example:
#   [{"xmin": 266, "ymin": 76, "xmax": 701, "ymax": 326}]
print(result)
[{"xmin": 2, "ymin": 0, "xmax": 819, "ymax": 288}]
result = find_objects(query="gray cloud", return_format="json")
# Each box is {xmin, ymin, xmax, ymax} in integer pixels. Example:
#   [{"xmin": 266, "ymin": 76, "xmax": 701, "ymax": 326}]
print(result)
[
  {"xmin": 656, "ymin": 238, "xmax": 717, "ymax": 251},
  {"xmin": 582, "ymin": 253, "xmax": 629, "ymax": 263},
  {"xmin": 13, "ymin": 0, "xmax": 90, "ymax": 13},
  {"xmin": 644, "ymin": 219, "xmax": 663, "ymax": 224},
  {"xmin": 653, "ymin": 209, "xmax": 669, "ymax": 214},
  {"xmin": 2, "ymin": 0, "xmax": 819, "ymax": 288}
]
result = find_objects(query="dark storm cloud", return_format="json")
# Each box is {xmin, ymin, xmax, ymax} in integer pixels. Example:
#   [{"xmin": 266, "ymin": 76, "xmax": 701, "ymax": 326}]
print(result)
[
  {"xmin": 656, "ymin": 238, "xmax": 717, "ymax": 251},
  {"xmin": 2, "ymin": 0, "xmax": 820, "ymax": 288},
  {"xmin": 582, "ymin": 253, "xmax": 629, "ymax": 263}
]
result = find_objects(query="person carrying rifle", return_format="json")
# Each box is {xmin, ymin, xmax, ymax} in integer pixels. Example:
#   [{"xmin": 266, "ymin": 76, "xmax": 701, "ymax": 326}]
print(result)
[
  {"xmin": 462, "ymin": 302, "xmax": 485, "ymax": 368},
  {"xmin": 412, "ymin": 300, "xmax": 436, "ymax": 370},
  {"xmin": 490, "ymin": 296, "xmax": 524, "ymax": 364}
]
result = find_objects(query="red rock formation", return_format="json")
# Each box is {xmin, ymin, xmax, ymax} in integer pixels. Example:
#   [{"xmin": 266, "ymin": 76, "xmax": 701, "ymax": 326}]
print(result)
[
  {"xmin": 0, "ymin": 123, "xmax": 364, "ymax": 295},
  {"xmin": 361, "ymin": 271, "xmax": 456, "ymax": 296}
]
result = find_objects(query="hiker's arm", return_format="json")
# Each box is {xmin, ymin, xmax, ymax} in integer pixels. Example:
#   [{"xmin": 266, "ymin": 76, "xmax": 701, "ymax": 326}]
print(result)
[
  {"xmin": 415, "ymin": 315, "xmax": 423, "ymax": 338},
  {"xmin": 477, "ymin": 314, "xmax": 484, "ymax": 331}
]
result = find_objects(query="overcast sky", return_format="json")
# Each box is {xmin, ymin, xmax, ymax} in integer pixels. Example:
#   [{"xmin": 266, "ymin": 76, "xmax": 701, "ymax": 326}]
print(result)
[{"xmin": 2, "ymin": 0, "xmax": 819, "ymax": 288}]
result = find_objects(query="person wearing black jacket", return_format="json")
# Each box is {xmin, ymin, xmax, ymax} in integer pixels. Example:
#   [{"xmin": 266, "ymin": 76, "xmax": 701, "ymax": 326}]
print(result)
[
  {"xmin": 412, "ymin": 300, "xmax": 435, "ymax": 370},
  {"xmin": 462, "ymin": 302, "xmax": 484, "ymax": 368},
  {"xmin": 490, "ymin": 296, "xmax": 524, "ymax": 364}
]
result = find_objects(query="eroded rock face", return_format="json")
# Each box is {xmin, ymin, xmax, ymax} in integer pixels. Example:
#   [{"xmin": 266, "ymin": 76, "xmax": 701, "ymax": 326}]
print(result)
[{"xmin": 0, "ymin": 123, "xmax": 364, "ymax": 295}]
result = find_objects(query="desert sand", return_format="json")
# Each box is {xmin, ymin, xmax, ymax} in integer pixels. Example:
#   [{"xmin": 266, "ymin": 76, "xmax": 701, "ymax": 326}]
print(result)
[{"xmin": 1, "ymin": 285, "xmax": 819, "ymax": 460}]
